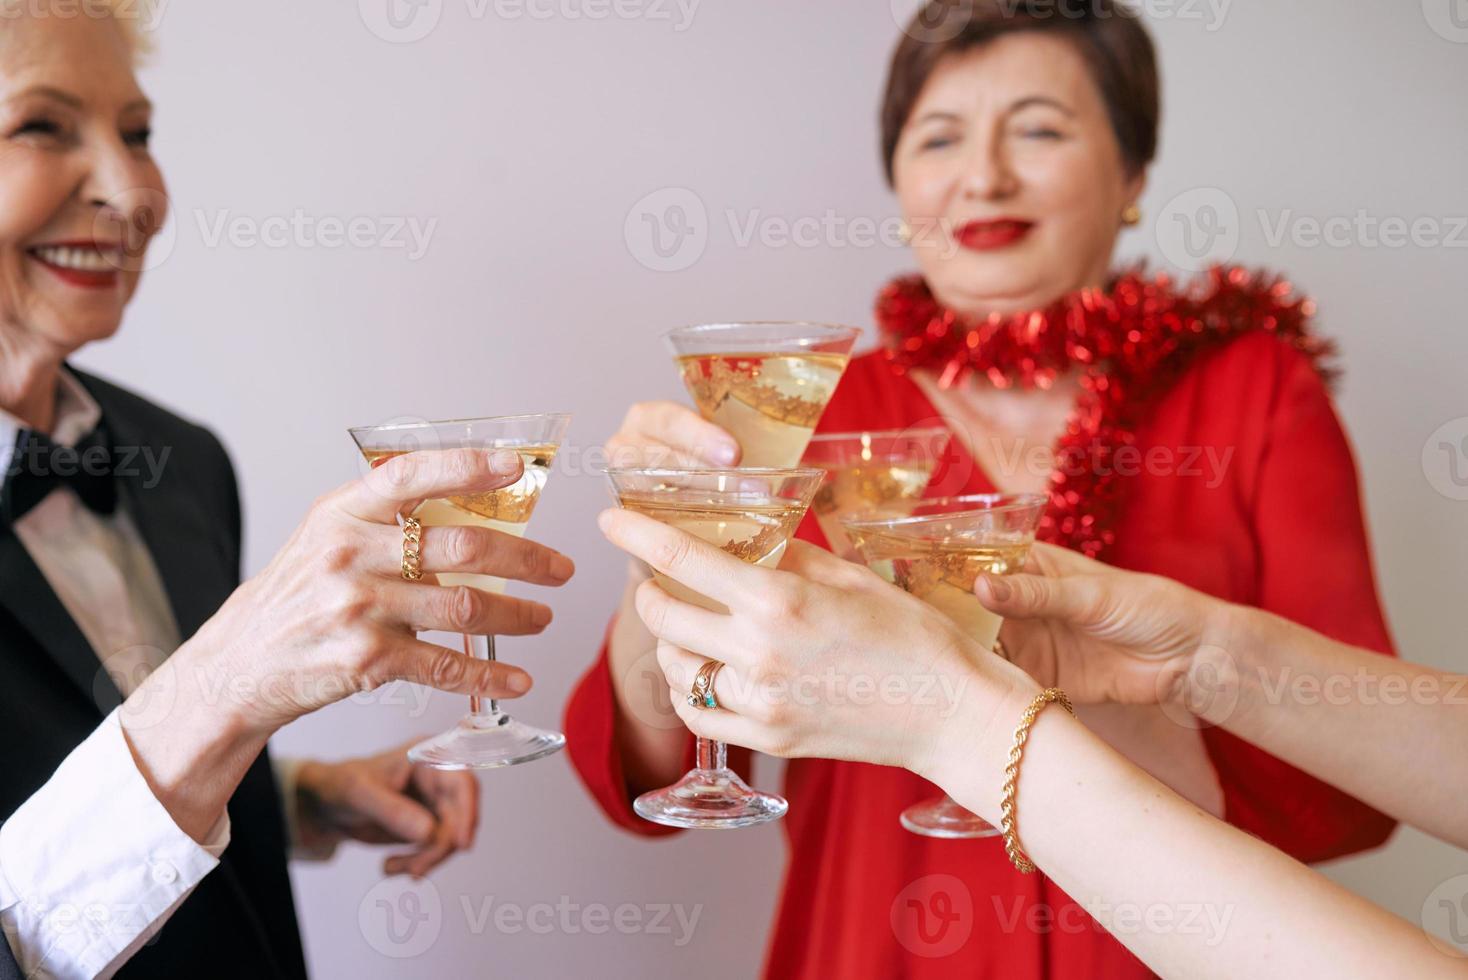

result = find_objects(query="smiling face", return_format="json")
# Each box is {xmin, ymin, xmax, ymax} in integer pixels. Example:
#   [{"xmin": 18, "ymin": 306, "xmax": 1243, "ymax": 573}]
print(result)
[
  {"xmin": 0, "ymin": 10, "xmax": 164, "ymax": 358},
  {"xmin": 892, "ymin": 32, "xmax": 1145, "ymax": 317}
]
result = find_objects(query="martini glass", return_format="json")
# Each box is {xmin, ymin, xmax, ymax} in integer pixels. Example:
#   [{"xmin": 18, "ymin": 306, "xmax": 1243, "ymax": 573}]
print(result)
[
  {"xmin": 842, "ymin": 494, "xmax": 1047, "ymax": 839},
  {"xmin": 801, "ymin": 427, "xmax": 953, "ymax": 556},
  {"xmin": 606, "ymin": 466, "xmax": 825, "ymax": 829},
  {"xmin": 666, "ymin": 322, "xmax": 861, "ymax": 468},
  {"xmin": 349, "ymin": 414, "xmax": 571, "ymax": 770}
]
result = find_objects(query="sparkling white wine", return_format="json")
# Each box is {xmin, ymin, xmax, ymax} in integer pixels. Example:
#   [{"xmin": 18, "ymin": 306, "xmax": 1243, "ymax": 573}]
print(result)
[
  {"xmin": 843, "ymin": 533, "xmax": 1032, "ymax": 651},
  {"xmin": 677, "ymin": 352, "xmax": 850, "ymax": 467},
  {"xmin": 360, "ymin": 444, "xmax": 558, "ymax": 593},
  {"xmin": 810, "ymin": 460, "xmax": 936, "ymax": 554},
  {"xmin": 617, "ymin": 491, "xmax": 807, "ymax": 614}
]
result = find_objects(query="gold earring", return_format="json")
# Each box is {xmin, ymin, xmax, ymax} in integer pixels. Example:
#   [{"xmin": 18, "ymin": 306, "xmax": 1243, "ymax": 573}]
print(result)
[
  {"xmin": 898, "ymin": 219, "xmax": 914, "ymax": 244},
  {"xmin": 1121, "ymin": 204, "xmax": 1142, "ymax": 227}
]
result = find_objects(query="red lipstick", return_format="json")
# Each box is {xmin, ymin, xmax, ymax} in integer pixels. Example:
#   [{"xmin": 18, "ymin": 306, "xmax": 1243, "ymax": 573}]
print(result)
[
  {"xmin": 953, "ymin": 219, "xmax": 1035, "ymax": 251},
  {"xmin": 27, "ymin": 241, "xmax": 125, "ymax": 290}
]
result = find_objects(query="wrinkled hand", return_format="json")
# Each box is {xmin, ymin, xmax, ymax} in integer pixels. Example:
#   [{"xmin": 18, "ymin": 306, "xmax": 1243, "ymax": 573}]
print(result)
[
  {"xmin": 295, "ymin": 742, "xmax": 478, "ymax": 878},
  {"xmin": 978, "ymin": 542, "xmax": 1231, "ymax": 707},
  {"xmin": 597, "ymin": 509, "xmax": 1036, "ymax": 782},
  {"xmin": 139, "ymin": 448, "xmax": 574, "ymax": 738}
]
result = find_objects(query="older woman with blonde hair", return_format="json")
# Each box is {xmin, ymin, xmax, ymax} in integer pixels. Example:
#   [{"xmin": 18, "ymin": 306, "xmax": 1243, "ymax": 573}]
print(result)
[{"xmin": 0, "ymin": 6, "xmax": 573, "ymax": 978}]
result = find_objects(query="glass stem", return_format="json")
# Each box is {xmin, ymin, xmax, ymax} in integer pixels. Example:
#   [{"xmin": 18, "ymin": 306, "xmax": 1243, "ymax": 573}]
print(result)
[
  {"xmin": 466, "ymin": 632, "xmax": 500, "ymax": 722},
  {"xmin": 694, "ymin": 737, "xmax": 726, "ymax": 772}
]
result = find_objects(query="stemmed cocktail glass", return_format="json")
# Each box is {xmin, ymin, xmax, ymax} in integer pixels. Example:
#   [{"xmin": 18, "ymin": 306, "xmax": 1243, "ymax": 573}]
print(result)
[
  {"xmin": 606, "ymin": 466, "xmax": 825, "ymax": 829},
  {"xmin": 801, "ymin": 427, "xmax": 953, "ymax": 556},
  {"xmin": 667, "ymin": 322, "xmax": 860, "ymax": 468},
  {"xmin": 842, "ymin": 494, "xmax": 1046, "ymax": 838},
  {"xmin": 349, "ymin": 414, "xmax": 570, "ymax": 770}
]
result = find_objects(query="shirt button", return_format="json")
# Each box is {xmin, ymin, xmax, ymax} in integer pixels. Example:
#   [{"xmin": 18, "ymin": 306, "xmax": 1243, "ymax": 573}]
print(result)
[{"xmin": 151, "ymin": 862, "xmax": 179, "ymax": 886}]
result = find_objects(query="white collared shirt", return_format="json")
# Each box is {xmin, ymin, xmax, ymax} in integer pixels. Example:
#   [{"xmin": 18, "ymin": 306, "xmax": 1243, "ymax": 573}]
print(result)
[{"xmin": 0, "ymin": 370, "xmax": 303, "ymax": 980}]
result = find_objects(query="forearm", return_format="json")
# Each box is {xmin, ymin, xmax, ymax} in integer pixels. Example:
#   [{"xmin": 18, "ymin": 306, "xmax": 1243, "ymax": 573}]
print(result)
[
  {"xmin": 929, "ymin": 678, "xmax": 1455, "ymax": 979},
  {"xmin": 1074, "ymin": 704, "xmax": 1223, "ymax": 816},
  {"xmin": 119, "ymin": 652, "xmax": 271, "ymax": 843},
  {"xmin": 606, "ymin": 566, "xmax": 692, "ymax": 792},
  {"xmin": 1202, "ymin": 605, "xmax": 1468, "ymax": 848}
]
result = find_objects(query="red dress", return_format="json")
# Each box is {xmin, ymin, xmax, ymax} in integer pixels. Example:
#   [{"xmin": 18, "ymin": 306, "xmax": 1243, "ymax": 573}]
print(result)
[{"xmin": 565, "ymin": 334, "xmax": 1397, "ymax": 979}]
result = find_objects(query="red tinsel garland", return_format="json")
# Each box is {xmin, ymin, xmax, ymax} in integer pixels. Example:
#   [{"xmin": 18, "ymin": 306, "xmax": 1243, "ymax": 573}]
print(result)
[{"xmin": 876, "ymin": 265, "xmax": 1337, "ymax": 559}]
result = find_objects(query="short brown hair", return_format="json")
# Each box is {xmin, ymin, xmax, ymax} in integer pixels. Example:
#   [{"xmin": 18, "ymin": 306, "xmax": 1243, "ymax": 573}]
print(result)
[{"xmin": 881, "ymin": 0, "xmax": 1160, "ymax": 184}]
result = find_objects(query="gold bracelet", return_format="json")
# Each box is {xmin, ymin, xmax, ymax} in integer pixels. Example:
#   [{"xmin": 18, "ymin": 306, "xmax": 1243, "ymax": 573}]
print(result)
[{"xmin": 1000, "ymin": 687, "xmax": 1075, "ymax": 874}]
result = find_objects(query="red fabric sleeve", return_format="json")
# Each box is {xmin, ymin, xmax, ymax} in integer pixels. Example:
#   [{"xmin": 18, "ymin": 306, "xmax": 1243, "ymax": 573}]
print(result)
[
  {"xmin": 563, "ymin": 619, "xmax": 755, "ymax": 836},
  {"xmin": 1201, "ymin": 344, "xmax": 1398, "ymax": 862}
]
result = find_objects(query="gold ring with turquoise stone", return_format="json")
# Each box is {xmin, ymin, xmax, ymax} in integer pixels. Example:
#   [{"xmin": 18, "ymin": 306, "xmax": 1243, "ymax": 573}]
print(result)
[{"xmin": 686, "ymin": 659, "xmax": 725, "ymax": 710}]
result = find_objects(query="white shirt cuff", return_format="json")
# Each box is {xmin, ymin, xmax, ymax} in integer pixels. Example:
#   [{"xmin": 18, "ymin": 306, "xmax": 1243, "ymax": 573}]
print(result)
[{"xmin": 0, "ymin": 708, "xmax": 228, "ymax": 980}]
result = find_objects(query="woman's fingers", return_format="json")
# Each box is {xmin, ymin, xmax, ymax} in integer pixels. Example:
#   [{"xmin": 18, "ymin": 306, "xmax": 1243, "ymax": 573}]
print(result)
[
  {"xmin": 598, "ymin": 509, "xmax": 760, "ymax": 611},
  {"xmin": 668, "ymin": 688, "xmax": 771, "ymax": 752},
  {"xmin": 777, "ymin": 539, "xmax": 882, "ymax": 591},
  {"xmin": 1023, "ymin": 540, "xmax": 1103, "ymax": 576},
  {"xmin": 385, "ymin": 819, "xmax": 457, "ymax": 879},
  {"xmin": 607, "ymin": 439, "xmax": 721, "ymax": 471},
  {"xmin": 435, "ymin": 769, "xmax": 478, "ymax": 850},
  {"xmin": 632, "ymin": 578, "xmax": 745, "ymax": 667},
  {"xmin": 341, "ymin": 448, "xmax": 524, "ymax": 524},
  {"xmin": 617, "ymin": 401, "xmax": 739, "ymax": 466},
  {"xmin": 380, "ymin": 580, "xmax": 553, "ymax": 637},
  {"xmin": 340, "ymin": 772, "xmax": 438, "ymax": 845},
  {"xmin": 975, "ymin": 571, "xmax": 1103, "ymax": 624},
  {"xmin": 382, "ymin": 637, "xmax": 535, "ymax": 698},
  {"xmin": 381, "ymin": 523, "xmax": 574, "ymax": 586},
  {"xmin": 654, "ymin": 640, "xmax": 746, "ymax": 712}
]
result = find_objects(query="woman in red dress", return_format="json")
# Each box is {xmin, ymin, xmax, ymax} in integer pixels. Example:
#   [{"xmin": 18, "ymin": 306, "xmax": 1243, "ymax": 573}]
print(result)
[{"xmin": 566, "ymin": 2, "xmax": 1396, "ymax": 976}]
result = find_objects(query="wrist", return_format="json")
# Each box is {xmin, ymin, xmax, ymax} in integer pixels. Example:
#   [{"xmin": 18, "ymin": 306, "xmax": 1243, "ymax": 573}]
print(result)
[
  {"xmin": 1175, "ymin": 596, "xmax": 1258, "ymax": 726},
  {"xmin": 119, "ymin": 656, "xmax": 269, "ymax": 843},
  {"xmin": 915, "ymin": 647, "xmax": 1043, "ymax": 824},
  {"xmin": 290, "ymin": 759, "xmax": 344, "ymax": 850}
]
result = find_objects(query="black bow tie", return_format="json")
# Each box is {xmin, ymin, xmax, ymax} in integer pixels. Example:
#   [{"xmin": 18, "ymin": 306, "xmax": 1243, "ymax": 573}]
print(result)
[{"xmin": 1, "ymin": 425, "xmax": 118, "ymax": 526}]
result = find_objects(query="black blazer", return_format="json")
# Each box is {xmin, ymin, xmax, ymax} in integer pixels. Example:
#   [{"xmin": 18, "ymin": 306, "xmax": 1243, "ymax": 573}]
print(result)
[{"xmin": 0, "ymin": 370, "xmax": 307, "ymax": 979}]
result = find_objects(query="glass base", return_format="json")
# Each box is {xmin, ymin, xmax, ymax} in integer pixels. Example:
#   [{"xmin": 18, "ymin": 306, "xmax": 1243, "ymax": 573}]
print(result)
[
  {"xmin": 900, "ymin": 795, "xmax": 1001, "ymax": 839},
  {"xmin": 407, "ymin": 711, "xmax": 565, "ymax": 770},
  {"xmin": 634, "ymin": 767, "xmax": 788, "ymax": 830}
]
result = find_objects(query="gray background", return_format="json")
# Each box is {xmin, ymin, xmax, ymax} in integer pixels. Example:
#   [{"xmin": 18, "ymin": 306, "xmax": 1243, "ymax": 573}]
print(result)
[{"xmin": 75, "ymin": 0, "xmax": 1468, "ymax": 975}]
